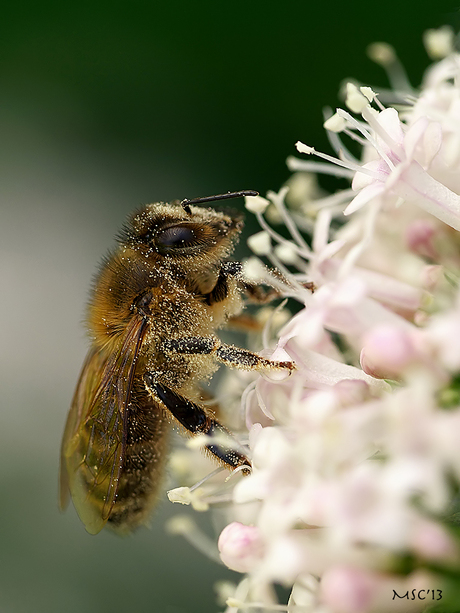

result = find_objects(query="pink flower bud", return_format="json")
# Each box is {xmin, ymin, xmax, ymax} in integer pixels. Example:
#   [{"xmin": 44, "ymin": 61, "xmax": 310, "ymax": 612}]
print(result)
[
  {"xmin": 218, "ymin": 522, "xmax": 265, "ymax": 573},
  {"xmin": 360, "ymin": 324, "xmax": 417, "ymax": 379}
]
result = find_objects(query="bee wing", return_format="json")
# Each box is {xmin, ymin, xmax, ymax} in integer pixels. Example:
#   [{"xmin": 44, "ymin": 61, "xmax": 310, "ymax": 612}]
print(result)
[{"xmin": 60, "ymin": 315, "xmax": 149, "ymax": 534}]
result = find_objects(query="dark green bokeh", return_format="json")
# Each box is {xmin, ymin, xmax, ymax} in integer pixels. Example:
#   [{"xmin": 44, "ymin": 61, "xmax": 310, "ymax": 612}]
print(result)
[
  {"xmin": 0, "ymin": 1, "xmax": 458, "ymax": 612},
  {"xmin": 2, "ymin": 0, "xmax": 457, "ymax": 202}
]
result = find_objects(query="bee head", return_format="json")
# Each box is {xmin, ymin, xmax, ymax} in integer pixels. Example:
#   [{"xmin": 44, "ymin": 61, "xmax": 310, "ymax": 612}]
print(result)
[{"xmin": 122, "ymin": 191, "xmax": 256, "ymax": 264}]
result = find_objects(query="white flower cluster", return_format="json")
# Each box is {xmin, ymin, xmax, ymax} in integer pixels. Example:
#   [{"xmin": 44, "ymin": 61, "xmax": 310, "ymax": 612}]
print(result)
[{"xmin": 170, "ymin": 27, "xmax": 460, "ymax": 613}]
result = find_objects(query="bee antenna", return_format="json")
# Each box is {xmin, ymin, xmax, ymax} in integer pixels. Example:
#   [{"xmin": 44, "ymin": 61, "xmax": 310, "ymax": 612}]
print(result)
[{"xmin": 181, "ymin": 190, "xmax": 259, "ymax": 214}]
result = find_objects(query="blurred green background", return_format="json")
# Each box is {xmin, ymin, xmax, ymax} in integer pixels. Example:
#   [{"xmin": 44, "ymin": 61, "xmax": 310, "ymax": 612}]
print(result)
[{"xmin": 0, "ymin": 1, "xmax": 458, "ymax": 612}]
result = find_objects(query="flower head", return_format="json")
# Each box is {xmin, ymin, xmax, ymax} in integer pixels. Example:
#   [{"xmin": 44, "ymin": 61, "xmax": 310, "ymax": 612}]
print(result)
[{"xmin": 168, "ymin": 27, "xmax": 460, "ymax": 613}]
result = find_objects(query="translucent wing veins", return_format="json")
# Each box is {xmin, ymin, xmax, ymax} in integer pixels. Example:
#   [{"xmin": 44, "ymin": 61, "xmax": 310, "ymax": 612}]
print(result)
[{"xmin": 60, "ymin": 314, "xmax": 149, "ymax": 534}]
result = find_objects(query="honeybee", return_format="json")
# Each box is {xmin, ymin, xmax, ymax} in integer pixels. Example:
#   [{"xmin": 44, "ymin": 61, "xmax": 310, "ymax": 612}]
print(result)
[{"xmin": 59, "ymin": 190, "xmax": 295, "ymax": 534}]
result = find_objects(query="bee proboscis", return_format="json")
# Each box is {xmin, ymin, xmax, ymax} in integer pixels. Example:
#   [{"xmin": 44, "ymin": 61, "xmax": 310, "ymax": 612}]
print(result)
[{"xmin": 59, "ymin": 190, "xmax": 295, "ymax": 534}]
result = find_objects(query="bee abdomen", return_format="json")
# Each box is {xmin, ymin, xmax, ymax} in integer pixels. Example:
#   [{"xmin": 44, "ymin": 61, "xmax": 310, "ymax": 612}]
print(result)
[{"xmin": 107, "ymin": 384, "xmax": 169, "ymax": 532}]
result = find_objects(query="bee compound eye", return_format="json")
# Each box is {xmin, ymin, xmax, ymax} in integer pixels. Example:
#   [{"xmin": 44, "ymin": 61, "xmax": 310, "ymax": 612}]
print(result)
[{"xmin": 157, "ymin": 226, "xmax": 196, "ymax": 248}]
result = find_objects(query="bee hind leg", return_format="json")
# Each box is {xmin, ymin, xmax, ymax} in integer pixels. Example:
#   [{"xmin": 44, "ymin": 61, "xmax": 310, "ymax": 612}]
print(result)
[{"xmin": 143, "ymin": 374, "xmax": 250, "ymax": 471}]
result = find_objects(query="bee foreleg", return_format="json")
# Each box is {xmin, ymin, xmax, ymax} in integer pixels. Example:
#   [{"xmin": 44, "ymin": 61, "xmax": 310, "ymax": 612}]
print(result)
[
  {"xmin": 241, "ymin": 275, "xmax": 315, "ymax": 304},
  {"xmin": 210, "ymin": 261, "xmax": 309, "ymax": 305},
  {"xmin": 205, "ymin": 267, "xmax": 230, "ymax": 305},
  {"xmin": 219, "ymin": 261, "xmax": 281, "ymax": 304},
  {"xmin": 240, "ymin": 282, "xmax": 282, "ymax": 304},
  {"xmin": 143, "ymin": 375, "xmax": 250, "ymax": 470},
  {"xmin": 162, "ymin": 336, "xmax": 296, "ymax": 373},
  {"xmin": 221, "ymin": 260, "xmax": 315, "ymax": 303}
]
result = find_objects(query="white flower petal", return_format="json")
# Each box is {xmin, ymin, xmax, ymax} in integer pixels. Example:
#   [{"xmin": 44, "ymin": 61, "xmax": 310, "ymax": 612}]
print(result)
[
  {"xmin": 344, "ymin": 182, "xmax": 385, "ymax": 216},
  {"xmin": 392, "ymin": 160, "xmax": 460, "ymax": 231}
]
